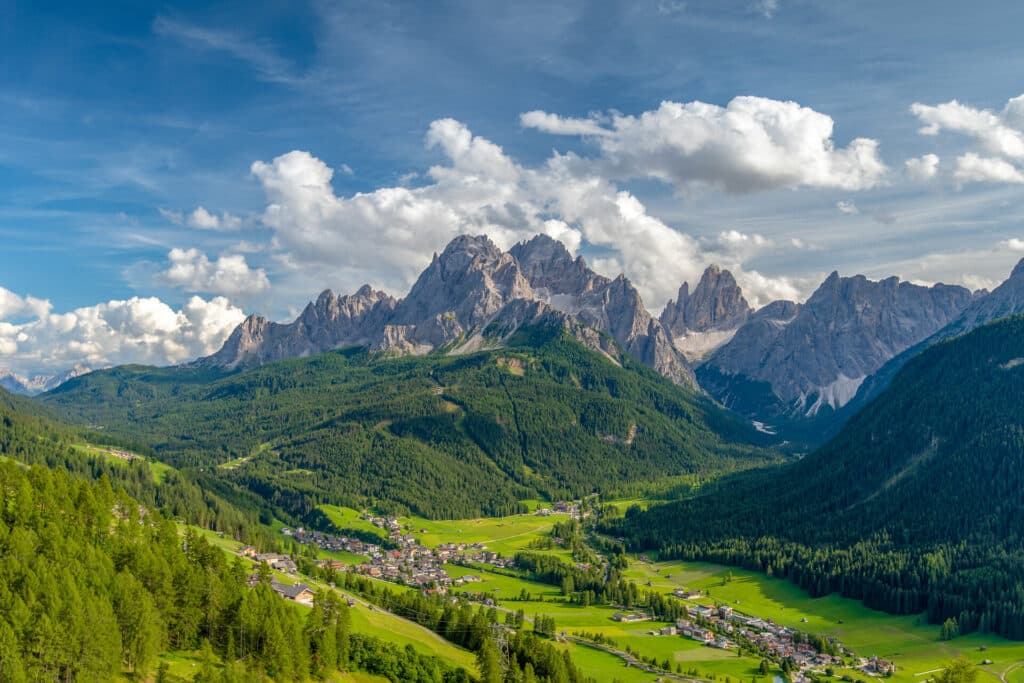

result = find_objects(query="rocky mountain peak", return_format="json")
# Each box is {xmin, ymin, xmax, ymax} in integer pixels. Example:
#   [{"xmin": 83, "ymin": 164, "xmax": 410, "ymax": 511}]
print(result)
[
  {"xmin": 701, "ymin": 271, "xmax": 974, "ymax": 420},
  {"xmin": 660, "ymin": 265, "xmax": 751, "ymax": 361},
  {"xmin": 200, "ymin": 233, "xmax": 696, "ymax": 387}
]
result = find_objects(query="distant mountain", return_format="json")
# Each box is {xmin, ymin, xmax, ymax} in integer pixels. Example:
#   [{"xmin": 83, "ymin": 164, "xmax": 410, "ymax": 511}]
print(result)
[
  {"xmin": 843, "ymin": 257, "xmax": 1024, "ymax": 419},
  {"xmin": 612, "ymin": 313, "xmax": 1024, "ymax": 639},
  {"xmin": 0, "ymin": 365, "xmax": 92, "ymax": 396},
  {"xmin": 660, "ymin": 265, "xmax": 751, "ymax": 361},
  {"xmin": 201, "ymin": 233, "xmax": 694, "ymax": 386},
  {"xmin": 696, "ymin": 271, "xmax": 973, "ymax": 439}
]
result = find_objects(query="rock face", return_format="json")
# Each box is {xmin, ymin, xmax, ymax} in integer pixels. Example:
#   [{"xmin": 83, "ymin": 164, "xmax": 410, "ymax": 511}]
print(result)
[
  {"xmin": 845, "ymin": 257, "xmax": 1024, "ymax": 420},
  {"xmin": 940, "ymin": 257, "xmax": 1024, "ymax": 338},
  {"xmin": 660, "ymin": 266, "xmax": 752, "ymax": 361},
  {"xmin": 0, "ymin": 365, "xmax": 93, "ymax": 396},
  {"xmin": 203, "ymin": 286, "xmax": 397, "ymax": 369},
  {"xmin": 200, "ymin": 234, "xmax": 695, "ymax": 386},
  {"xmin": 698, "ymin": 272, "xmax": 973, "ymax": 420}
]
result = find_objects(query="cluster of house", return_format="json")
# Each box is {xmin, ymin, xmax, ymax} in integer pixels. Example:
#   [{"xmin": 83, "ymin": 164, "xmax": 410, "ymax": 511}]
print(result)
[
  {"xmin": 280, "ymin": 521, "xmax": 514, "ymax": 592},
  {"xmin": 534, "ymin": 501, "xmax": 581, "ymax": 517},
  {"xmin": 241, "ymin": 546, "xmax": 298, "ymax": 573},
  {"xmin": 616, "ymin": 590, "xmax": 861, "ymax": 673}
]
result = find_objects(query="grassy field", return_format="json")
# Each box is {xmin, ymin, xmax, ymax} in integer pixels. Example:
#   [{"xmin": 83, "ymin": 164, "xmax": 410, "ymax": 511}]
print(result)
[
  {"xmin": 401, "ymin": 509, "xmax": 571, "ymax": 556},
  {"xmin": 622, "ymin": 557, "xmax": 1024, "ymax": 683},
  {"xmin": 318, "ymin": 505, "xmax": 390, "ymax": 541}
]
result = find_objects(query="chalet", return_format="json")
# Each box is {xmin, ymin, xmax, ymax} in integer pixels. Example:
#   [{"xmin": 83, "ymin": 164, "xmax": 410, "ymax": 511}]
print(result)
[
  {"xmin": 240, "ymin": 545, "xmax": 258, "ymax": 558},
  {"xmin": 271, "ymin": 580, "xmax": 315, "ymax": 605},
  {"xmin": 674, "ymin": 588, "xmax": 702, "ymax": 599},
  {"xmin": 659, "ymin": 626, "xmax": 677, "ymax": 636},
  {"xmin": 687, "ymin": 627, "xmax": 714, "ymax": 643}
]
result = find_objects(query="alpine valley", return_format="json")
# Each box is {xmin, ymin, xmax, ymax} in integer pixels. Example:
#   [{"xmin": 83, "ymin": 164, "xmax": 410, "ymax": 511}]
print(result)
[{"xmin": 2, "ymin": 228, "xmax": 1023, "ymax": 682}]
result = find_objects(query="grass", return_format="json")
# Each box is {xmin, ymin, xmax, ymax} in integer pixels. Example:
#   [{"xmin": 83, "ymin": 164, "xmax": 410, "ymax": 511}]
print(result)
[
  {"xmin": 446, "ymin": 563, "xmax": 560, "ymax": 600},
  {"xmin": 318, "ymin": 505, "xmax": 390, "ymax": 542},
  {"xmin": 624, "ymin": 557, "xmax": 1024, "ymax": 683},
  {"xmin": 400, "ymin": 509, "xmax": 570, "ymax": 555}
]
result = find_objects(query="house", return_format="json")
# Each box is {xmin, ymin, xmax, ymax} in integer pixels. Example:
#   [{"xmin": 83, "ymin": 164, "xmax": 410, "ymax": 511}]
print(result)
[
  {"xmin": 674, "ymin": 588, "xmax": 702, "ymax": 599},
  {"xmin": 688, "ymin": 627, "xmax": 714, "ymax": 643},
  {"xmin": 240, "ymin": 545, "xmax": 258, "ymax": 558},
  {"xmin": 659, "ymin": 626, "xmax": 677, "ymax": 636},
  {"xmin": 612, "ymin": 612, "xmax": 650, "ymax": 623},
  {"xmin": 271, "ymin": 580, "xmax": 315, "ymax": 605}
]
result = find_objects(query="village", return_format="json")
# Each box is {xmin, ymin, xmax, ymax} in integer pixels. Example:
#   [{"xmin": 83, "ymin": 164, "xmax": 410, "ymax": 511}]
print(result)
[
  {"xmin": 233, "ymin": 509, "xmax": 895, "ymax": 683},
  {"xmin": 613, "ymin": 587, "xmax": 894, "ymax": 681}
]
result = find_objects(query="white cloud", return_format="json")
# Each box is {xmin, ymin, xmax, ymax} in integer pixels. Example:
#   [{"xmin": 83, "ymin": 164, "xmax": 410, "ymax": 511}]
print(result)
[
  {"xmin": 340, "ymin": 163, "xmax": 354, "ymax": 176},
  {"xmin": 161, "ymin": 248, "xmax": 270, "ymax": 296},
  {"xmin": 836, "ymin": 200, "xmax": 859, "ymax": 214},
  {"xmin": 0, "ymin": 293, "xmax": 245, "ymax": 376},
  {"xmin": 904, "ymin": 153, "xmax": 940, "ymax": 181},
  {"xmin": 523, "ymin": 97, "xmax": 887, "ymax": 194},
  {"xmin": 0, "ymin": 287, "xmax": 51, "ymax": 320},
  {"xmin": 953, "ymin": 153, "xmax": 1024, "ymax": 186},
  {"xmin": 911, "ymin": 96, "xmax": 1024, "ymax": 159},
  {"xmin": 1001, "ymin": 238, "xmax": 1024, "ymax": 251},
  {"xmin": 519, "ymin": 111, "xmax": 610, "ymax": 137},
  {"xmin": 158, "ymin": 207, "xmax": 184, "ymax": 225},
  {"xmin": 187, "ymin": 206, "xmax": 243, "ymax": 231}
]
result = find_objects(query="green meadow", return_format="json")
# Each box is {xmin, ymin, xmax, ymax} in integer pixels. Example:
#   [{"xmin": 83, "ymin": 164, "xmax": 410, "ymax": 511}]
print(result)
[{"xmin": 621, "ymin": 557, "xmax": 1024, "ymax": 683}]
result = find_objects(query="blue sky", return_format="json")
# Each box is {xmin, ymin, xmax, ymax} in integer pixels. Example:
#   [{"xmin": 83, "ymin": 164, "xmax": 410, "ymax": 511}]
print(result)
[{"xmin": 2, "ymin": 0, "xmax": 1024, "ymax": 375}]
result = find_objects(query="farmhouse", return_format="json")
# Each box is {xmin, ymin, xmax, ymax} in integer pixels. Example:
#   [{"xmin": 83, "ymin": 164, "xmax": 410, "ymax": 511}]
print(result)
[{"xmin": 271, "ymin": 580, "xmax": 315, "ymax": 605}]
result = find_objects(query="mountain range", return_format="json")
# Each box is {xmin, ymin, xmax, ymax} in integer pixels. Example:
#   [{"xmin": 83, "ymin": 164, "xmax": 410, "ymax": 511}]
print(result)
[
  {"xmin": 202, "ymin": 234, "xmax": 693, "ymax": 386},
  {"xmin": 0, "ymin": 365, "xmax": 93, "ymax": 396},
  {"xmin": 195, "ymin": 233, "xmax": 1024, "ymax": 447}
]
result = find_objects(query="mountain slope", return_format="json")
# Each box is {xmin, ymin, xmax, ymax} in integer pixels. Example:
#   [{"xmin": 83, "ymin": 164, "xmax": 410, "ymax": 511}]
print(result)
[
  {"xmin": 697, "ymin": 271, "xmax": 973, "ymax": 441},
  {"xmin": 45, "ymin": 327, "xmax": 776, "ymax": 520},
  {"xmin": 613, "ymin": 314, "xmax": 1024, "ymax": 638},
  {"xmin": 201, "ymin": 233, "xmax": 695, "ymax": 386}
]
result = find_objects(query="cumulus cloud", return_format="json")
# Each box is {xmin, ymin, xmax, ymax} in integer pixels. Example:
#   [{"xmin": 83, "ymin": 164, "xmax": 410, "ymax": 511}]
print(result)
[
  {"xmin": 0, "ymin": 287, "xmax": 50, "ymax": 320},
  {"xmin": 1001, "ymin": 238, "xmax": 1024, "ymax": 251},
  {"xmin": 953, "ymin": 153, "xmax": 1024, "ymax": 186},
  {"xmin": 0, "ymin": 293, "xmax": 245, "ymax": 376},
  {"xmin": 249, "ymin": 115, "xmax": 868, "ymax": 311},
  {"xmin": 161, "ymin": 248, "xmax": 270, "ymax": 296},
  {"xmin": 521, "ymin": 97, "xmax": 887, "ymax": 193},
  {"xmin": 910, "ymin": 94, "xmax": 1024, "ymax": 185},
  {"xmin": 836, "ymin": 200, "xmax": 859, "ymax": 214},
  {"xmin": 911, "ymin": 96, "xmax": 1024, "ymax": 159},
  {"xmin": 187, "ymin": 206, "xmax": 243, "ymax": 231},
  {"xmin": 904, "ymin": 153, "xmax": 940, "ymax": 181}
]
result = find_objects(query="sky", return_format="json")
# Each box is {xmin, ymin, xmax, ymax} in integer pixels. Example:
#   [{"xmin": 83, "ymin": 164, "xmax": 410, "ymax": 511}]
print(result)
[{"xmin": 2, "ymin": 0, "xmax": 1024, "ymax": 377}]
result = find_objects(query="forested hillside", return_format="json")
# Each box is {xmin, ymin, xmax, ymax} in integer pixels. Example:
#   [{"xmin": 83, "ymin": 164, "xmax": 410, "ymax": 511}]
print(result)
[
  {"xmin": 611, "ymin": 315, "xmax": 1024, "ymax": 638},
  {"xmin": 44, "ymin": 327, "xmax": 777, "ymax": 521}
]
